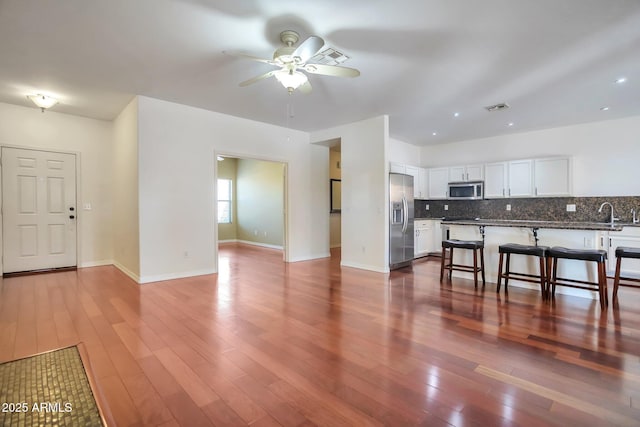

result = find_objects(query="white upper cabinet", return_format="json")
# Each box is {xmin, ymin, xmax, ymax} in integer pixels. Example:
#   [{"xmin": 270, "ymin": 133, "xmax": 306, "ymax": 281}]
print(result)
[
  {"xmin": 484, "ymin": 162, "xmax": 508, "ymax": 198},
  {"xmin": 465, "ymin": 164, "xmax": 484, "ymax": 181},
  {"xmin": 417, "ymin": 167, "xmax": 429, "ymax": 199},
  {"xmin": 393, "ymin": 156, "xmax": 571, "ymax": 200},
  {"xmin": 448, "ymin": 166, "xmax": 466, "ymax": 182},
  {"xmin": 534, "ymin": 157, "xmax": 572, "ymax": 197},
  {"xmin": 448, "ymin": 164, "xmax": 484, "ymax": 182},
  {"xmin": 428, "ymin": 167, "xmax": 449, "ymax": 199},
  {"xmin": 507, "ymin": 159, "xmax": 534, "ymax": 197},
  {"xmin": 390, "ymin": 163, "xmax": 428, "ymax": 199},
  {"xmin": 390, "ymin": 162, "xmax": 406, "ymax": 174},
  {"xmin": 404, "ymin": 165, "xmax": 420, "ymax": 198}
]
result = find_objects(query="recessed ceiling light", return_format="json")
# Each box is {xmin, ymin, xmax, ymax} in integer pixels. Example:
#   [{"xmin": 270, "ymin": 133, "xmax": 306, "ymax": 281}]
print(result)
[
  {"xmin": 432, "ymin": 132, "xmax": 437, "ymax": 136},
  {"xmin": 507, "ymin": 122, "xmax": 514, "ymax": 127},
  {"xmin": 615, "ymin": 77, "xmax": 627, "ymax": 84},
  {"xmin": 600, "ymin": 106, "xmax": 610, "ymax": 111},
  {"xmin": 453, "ymin": 112, "xmax": 460, "ymax": 118}
]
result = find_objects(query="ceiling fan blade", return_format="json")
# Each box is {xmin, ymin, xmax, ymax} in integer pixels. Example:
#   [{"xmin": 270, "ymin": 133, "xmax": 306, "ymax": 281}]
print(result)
[
  {"xmin": 303, "ymin": 63, "xmax": 360, "ymax": 78},
  {"xmin": 292, "ymin": 35, "xmax": 325, "ymax": 63},
  {"xmin": 239, "ymin": 70, "xmax": 276, "ymax": 87},
  {"xmin": 223, "ymin": 50, "xmax": 275, "ymax": 65},
  {"xmin": 298, "ymin": 80, "xmax": 312, "ymax": 94}
]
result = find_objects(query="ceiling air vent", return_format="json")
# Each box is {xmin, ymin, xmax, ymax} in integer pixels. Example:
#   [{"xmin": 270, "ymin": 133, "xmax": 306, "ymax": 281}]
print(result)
[
  {"xmin": 484, "ymin": 102, "xmax": 510, "ymax": 112},
  {"xmin": 309, "ymin": 47, "xmax": 351, "ymax": 66}
]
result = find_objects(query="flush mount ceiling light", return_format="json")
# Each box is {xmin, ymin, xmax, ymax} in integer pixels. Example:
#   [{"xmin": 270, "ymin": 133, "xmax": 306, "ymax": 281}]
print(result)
[
  {"xmin": 600, "ymin": 106, "xmax": 610, "ymax": 111},
  {"xmin": 27, "ymin": 94, "xmax": 58, "ymax": 112},
  {"xmin": 615, "ymin": 77, "xmax": 627, "ymax": 84}
]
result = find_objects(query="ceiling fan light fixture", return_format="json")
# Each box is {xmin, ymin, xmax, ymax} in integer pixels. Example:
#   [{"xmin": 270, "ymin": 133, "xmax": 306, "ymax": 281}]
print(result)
[
  {"xmin": 275, "ymin": 69, "xmax": 308, "ymax": 92},
  {"xmin": 27, "ymin": 94, "xmax": 58, "ymax": 112}
]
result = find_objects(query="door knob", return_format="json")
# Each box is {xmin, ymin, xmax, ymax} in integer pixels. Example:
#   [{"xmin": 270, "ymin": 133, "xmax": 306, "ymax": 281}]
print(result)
[
  {"xmin": 69, "ymin": 207, "xmax": 75, "ymax": 211},
  {"xmin": 69, "ymin": 215, "xmax": 75, "ymax": 219}
]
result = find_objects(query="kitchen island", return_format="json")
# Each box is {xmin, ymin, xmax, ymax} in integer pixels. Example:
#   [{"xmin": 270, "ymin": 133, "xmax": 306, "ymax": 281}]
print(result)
[{"xmin": 440, "ymin": 218, "xmax": 640, "ymax": 298}]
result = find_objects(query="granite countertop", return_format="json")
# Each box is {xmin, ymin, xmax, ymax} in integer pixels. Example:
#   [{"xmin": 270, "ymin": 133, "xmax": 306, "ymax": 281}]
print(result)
[{"xmin": 438, "ymin": 218, "xmax": 640, "ymax": 231}]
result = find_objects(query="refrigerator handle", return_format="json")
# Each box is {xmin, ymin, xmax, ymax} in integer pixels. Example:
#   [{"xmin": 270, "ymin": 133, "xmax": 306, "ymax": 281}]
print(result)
[{"xmin": 402, "ymin": 196, "xmax": 408, "ymax": 234}]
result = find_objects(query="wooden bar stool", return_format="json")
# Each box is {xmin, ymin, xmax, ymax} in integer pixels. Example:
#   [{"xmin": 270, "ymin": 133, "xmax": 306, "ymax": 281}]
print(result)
[
  {"xmin": 613, "ymin": 246, "xmax": 640, "ymax": 299},
  {"xmin": 440, "ymin": 239, "xmax": 485, "ymax": 288},
  {"xmin": 548, "ymin": 247, "xmax": 608, "ymax": 309},
  {"xmin": 497, "ymin": 243, "xmax": 550, "ymax": 298}
]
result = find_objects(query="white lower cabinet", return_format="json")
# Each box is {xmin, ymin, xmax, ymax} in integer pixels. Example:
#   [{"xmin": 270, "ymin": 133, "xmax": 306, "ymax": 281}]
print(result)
[
  {"xmin": 605, "ymin": 227, "xmax": 640, "ymax": 276},
  {"xmin": 415, "ymin": 221, "xmax": 430, "ymax": 257},
  {"xmin": 414, "ymin": 220, "xmax": 442, "ymax": 257}
]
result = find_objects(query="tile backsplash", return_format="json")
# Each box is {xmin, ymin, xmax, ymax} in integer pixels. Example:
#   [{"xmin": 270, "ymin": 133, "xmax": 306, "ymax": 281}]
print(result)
[{"xmin": 415, "ymin": 196, "xmax": 640, "ymax": 223}]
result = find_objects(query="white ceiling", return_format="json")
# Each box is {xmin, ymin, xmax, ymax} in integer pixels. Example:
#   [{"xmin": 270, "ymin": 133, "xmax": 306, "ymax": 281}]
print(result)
[{"xmin": 1, "ymin": 0, "xmax": 639, "ymax": 146}]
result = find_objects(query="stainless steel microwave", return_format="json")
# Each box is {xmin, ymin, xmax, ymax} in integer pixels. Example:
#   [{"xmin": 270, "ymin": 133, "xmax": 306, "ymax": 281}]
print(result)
[{"xmin": 447, "ymin": 181, "xmax": 484, "ymax": 200}]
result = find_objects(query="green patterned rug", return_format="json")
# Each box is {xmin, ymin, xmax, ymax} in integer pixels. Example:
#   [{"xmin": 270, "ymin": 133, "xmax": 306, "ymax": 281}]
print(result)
[{"xmin": 0, "ymin": 346, "xmax": 105, "ymax": 426}]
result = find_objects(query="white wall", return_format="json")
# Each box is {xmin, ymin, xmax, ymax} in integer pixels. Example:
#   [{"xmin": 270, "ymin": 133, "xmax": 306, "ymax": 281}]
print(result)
[
  {"xmin": 0, "ymin": 102, "xmax": 113, "ymax": 269},
  {"xmin": 421, "ymin": 115, "xmax": 640, "ymax": 196},
  {"xmin": 136, "ymin": 96, "xmax": 329, "ymax": 283},
  {"xmin": 389, "ymin": 137, "xmax": 421, "ymax": 165},
  {"xmin": 312, "ymin": 116, "xmax": 390, "ymax": 273},
  {"xmin": 112, "ymin": 98, "xmax": 140, "ymax": 280}
]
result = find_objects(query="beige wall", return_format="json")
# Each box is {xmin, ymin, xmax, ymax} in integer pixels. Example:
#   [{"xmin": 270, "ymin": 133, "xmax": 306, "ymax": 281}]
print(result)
[
  {"xmin": 236, "ymin": 159, "xmax": 285, "ymax": 248},
  {"xmin": 329, "ymin": 148, "xmax": 341, "ymax": 248},
  {"xmin": 216, "ymin": 157, "xmax": 237, "ymax": 241},
  {"xmin": 112, "ymin": 98, "xmax": 140, "ymax": 280}
]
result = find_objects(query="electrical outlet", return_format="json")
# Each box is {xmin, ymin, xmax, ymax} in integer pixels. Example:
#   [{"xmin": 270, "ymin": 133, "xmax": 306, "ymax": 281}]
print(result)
[
  {"xmin": 444, "ymin": 205, "xmax": 449, "ymax": 211},
  {"xmin": 566, "ymin": 204, "xmax": 576, "ymax": 212},
  {"xmin": 426, "ymin": 204, "xmax": 430, "ymax": 211},
  {"xmin": 506, "ymin": 204, "xmax": 512, "ymax": 211}
]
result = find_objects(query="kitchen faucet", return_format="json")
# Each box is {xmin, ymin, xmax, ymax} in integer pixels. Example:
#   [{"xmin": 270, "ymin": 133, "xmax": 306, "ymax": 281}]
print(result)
[{"xmin": 598, "ymin": 202, "xmax": 619, "ymax": 226}]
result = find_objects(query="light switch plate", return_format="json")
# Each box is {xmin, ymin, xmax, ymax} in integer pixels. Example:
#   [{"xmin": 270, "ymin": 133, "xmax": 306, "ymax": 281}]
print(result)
[
  {"xmin": 506, "ymin": 204, "xmax": 511, "ymax": 211},
  {"xmin": 83, "ymin": 203, "xmax": 92, "ymax": 210},
  {"xmin": 444, "ymin": 205, "xmax": 449, "ymax": 211}
]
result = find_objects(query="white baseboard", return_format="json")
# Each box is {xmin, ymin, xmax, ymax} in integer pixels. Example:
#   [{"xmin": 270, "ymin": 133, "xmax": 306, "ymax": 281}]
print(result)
[
  {"xmin": 79, "ymin": 259, "xmax": 113, "ymax": 268},
  {"xmin": 138, "ymin": 268, "xmax": 217, "ymax": 284},
  {"xmin": 340, "ymin": 260, "xmax": 389, "ymax": 273},
  {"xmin": 113, "ymin": 261, "xmax": 141, "ymax": 283},
  {"xmin": 288, "ymin": 253, "xmax": 331, "ymax": 262},
  {"xmin": 236, "ymin": 240, "xmax": 283, "ymax": 250}
]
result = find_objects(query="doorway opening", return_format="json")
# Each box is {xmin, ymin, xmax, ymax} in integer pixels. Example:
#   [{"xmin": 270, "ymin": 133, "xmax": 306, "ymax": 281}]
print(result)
[
  {"xmin": 329, "ymin": 144, "xmax": 341, "ymax": 257},
  {"xmin": 215, "ymin": 155, "xmax": 287, "ymax": 263}
]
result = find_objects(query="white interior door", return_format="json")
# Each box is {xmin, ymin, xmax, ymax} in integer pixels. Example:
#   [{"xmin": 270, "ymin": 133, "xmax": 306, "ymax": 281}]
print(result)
[{"xmin": 2, "ymin": 147, "xmax": 77, "ymax": 273}]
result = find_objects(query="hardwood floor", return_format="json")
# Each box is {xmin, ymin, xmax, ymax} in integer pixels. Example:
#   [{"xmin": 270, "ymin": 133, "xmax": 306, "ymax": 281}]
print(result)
[{"xmin": 2, "ymin": 243, "xmax": 640, "ymax": 426}]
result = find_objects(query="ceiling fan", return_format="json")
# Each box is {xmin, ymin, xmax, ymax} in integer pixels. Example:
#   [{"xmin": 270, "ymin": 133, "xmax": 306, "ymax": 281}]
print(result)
[{"xmin": 226, "ymin": 30, "xmax": 360, "ymax": 94}]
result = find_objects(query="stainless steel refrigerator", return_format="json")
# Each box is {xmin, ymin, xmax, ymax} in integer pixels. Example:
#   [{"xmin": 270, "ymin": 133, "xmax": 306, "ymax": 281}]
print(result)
[{"xmin": 389, "ymin": 173, "xmax": 414, "ymax": 270}]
